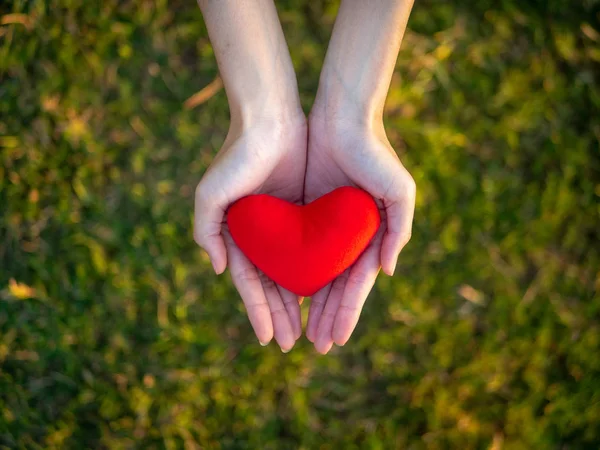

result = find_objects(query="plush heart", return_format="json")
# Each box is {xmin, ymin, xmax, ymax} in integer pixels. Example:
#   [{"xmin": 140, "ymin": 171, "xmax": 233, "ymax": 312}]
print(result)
[{"xmin": 226, "ymin": 186, "xmax": 380, "ymax": 296}]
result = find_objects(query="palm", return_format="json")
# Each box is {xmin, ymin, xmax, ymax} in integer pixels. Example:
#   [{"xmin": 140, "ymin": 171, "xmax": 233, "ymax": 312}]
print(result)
[
  {"xmin": 207, "ymin": 123, "xmax": 305, "ymax": 202},
  {"xmin": 304, "ymin": 141, "xmax": 353, "ymax": 198},
  {"xmin": 253, "ymin": 138, "xmax": 305, "ymax": 203}
]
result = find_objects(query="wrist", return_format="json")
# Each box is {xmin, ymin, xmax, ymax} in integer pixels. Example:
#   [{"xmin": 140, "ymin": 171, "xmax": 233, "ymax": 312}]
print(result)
[
  {"xmin": 228, "ymin": 101, "xmax": 307, "ymax": 148},
  {"xmin": 228, "ymin": 80, "xmax": 304, "ymax": 131},
  {"xmin": 310, "ymin": 72, "xmax": 385, "ymax": 132},
  {"xmin": 309, "ymin": 94, "xmax": 385, "ymax": 140}
]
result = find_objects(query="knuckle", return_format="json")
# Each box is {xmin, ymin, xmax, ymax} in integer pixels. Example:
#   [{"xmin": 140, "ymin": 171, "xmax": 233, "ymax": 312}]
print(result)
[
  {"xmin": 193, "ymin": 226, "xmax": 213, "ymax": 250},
  {"xmin": 330, "ymin": 272, "xmax": 350, "ymax": 293},
  {"xmin": 347, "ymin": 270, "xmax": 371, "ymax": 288},
  {"xmin": 269, "ymin": 306, "xmax": 286, "ymax": 317},
  {"xmin": 192, "ymin": 224, "xmax": 206, "ymax": 248},
  {"xmin": 259, "ymin": 272, "xmax": 276, "ymax": 291},
  {"xmin": 330, "ymin": 279, "xmax": 347, "ymax": 294},
  {"xmin": 384, "ymin": 174, "xmax": 416, "ymax": 203},
  {"xmin": 283, "ymin": 295, "xmax": 300, "ymax": 306},
  {"xmin": 245, "ymin": 301, "xmax": 269, "ymax": 311},
  {"xmin": 339, "ymin": 303, "xmax": 359, "ymax": 314},
  {"xmin": 320, "ymin": 310, "xmax": 336, "ymax": 320},
  {"xmin": 403, "ymin": 175, "xmax": 417, "ymax": 199},
  {"xmin": 233, "ymin": 267, "xmax": 260, "ymax": 284},
  {"xmin": 310, "ymin": 297, "xmax": 326, "ymax": 308}
]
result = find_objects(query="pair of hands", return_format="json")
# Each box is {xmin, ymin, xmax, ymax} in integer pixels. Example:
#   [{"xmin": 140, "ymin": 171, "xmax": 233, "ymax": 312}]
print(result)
[
  {"xmin": 194, "ymin": 107, "xmax": 415, "ymax": 354},
  {"xmin": 194, "ymin": 0, "xmax": 416, "ymax": 354}
]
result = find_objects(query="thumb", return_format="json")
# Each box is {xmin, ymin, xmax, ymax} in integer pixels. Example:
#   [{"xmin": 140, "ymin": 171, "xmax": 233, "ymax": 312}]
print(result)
[
  {"xmin": 380, "ymin": 174, "xmax": 416, "ymax": 276},
  {"xmin": 194, "ymin": 183, "xmax": 228, "ymax": 274}
]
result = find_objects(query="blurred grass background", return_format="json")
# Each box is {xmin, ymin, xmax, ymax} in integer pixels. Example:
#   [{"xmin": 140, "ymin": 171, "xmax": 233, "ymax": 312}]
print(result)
[{"xmin": 1, "ymin": 0, "xmax": 600, "ymax": 448}]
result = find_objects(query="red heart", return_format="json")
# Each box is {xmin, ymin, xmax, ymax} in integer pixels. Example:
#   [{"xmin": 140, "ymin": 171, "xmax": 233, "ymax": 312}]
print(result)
[{"xmin": 226, "ymin": 186, "xmax": 381, "ymax": 296}]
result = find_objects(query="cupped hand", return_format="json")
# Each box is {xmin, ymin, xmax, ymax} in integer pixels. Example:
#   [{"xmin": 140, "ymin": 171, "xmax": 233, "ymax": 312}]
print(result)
[
  {"xmin": 194, "ymin": 115, "xmax": 307, "ymax": 352},
  {"xmin": 304, "ymin": 115, "xmax": 416, "ymax": 354}
]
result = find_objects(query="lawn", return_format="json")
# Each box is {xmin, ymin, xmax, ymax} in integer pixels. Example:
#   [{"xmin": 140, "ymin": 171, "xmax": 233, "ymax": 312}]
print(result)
[{"xmin": 1, "ymin": 0, "xmax": 599, "ymax": 448}]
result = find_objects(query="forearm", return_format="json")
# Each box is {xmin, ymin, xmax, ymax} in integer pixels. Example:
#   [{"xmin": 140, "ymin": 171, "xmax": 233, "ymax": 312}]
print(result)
[
  {"xmin": 312, "ymin": 0, "xmax": 414, "ymax": 126},
  {"xmin": 198, "ymin": 0, "xmax": 302, "ymax": 127}
]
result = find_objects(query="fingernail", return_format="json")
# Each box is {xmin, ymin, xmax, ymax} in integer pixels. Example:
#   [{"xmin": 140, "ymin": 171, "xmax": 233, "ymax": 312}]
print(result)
[
  {"xmin": 211, "ymin": 259, "xmax": 219, "ymax": 275},
  {"xmin": 259, "ymin": 340, "xmax": 269, "ymax": 346},
  {"xmin": 281, "ymin": 347, "xmax": 291, "ymax": 353}
]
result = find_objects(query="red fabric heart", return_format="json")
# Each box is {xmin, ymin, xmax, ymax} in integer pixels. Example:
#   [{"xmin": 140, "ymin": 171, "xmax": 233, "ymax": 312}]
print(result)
[{"xmin": 226, "ymin": 186, "xmax": 381, "ymax": 296}]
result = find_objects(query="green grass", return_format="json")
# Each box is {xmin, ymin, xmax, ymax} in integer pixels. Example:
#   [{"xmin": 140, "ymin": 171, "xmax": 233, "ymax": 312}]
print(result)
[{"xmin": 1, "ymin": 0, "xmax": 600, "ymax": 448}]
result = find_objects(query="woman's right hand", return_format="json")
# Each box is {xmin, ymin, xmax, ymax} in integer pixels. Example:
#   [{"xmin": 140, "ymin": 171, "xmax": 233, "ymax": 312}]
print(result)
[{"xmin": 194, "ymin": 114, "xmax": 307, "ymax": 352}]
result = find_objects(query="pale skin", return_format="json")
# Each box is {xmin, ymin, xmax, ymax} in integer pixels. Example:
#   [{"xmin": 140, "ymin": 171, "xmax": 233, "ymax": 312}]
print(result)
[{"xmin": 194, "ymin": 0, "xmax": 416, "ymax": 354}]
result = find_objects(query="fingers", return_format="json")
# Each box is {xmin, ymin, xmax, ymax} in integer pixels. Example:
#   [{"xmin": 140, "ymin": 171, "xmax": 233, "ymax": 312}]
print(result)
[
  {"xmin": 381, "ymin": 174, "xmax": 416, "ymax": 276},
  {"xmin": 306, "ymin": 235, "xmax": 381, "ymax": 353},
  {"xmin": 194, "ymin": 181, "xmax": 228, "ymax": 274},
  {"xmin": 278, "ymin": 285, "xmax": 303, "ymax": 340},
  {"xmin": 259, "ymin": 272, "xmax": 296, "ymax": 352},
  {"xmin": 224, "ymin": 231, "xmax": 298, "ymax": 351},
  {"xmin": 332, "ymin": 237, "xmax": 381, "ymax": 346},
  {"xmin": 314, "ymin": 273, "xmax": 348, "ymax": 354},
  {"xmin": 306, "ymin": 283, "xmax": 330, "ymax": 343},
  {"xmin": 224, "ymin": 232, "xmax": 273, "ymax": 345}
]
